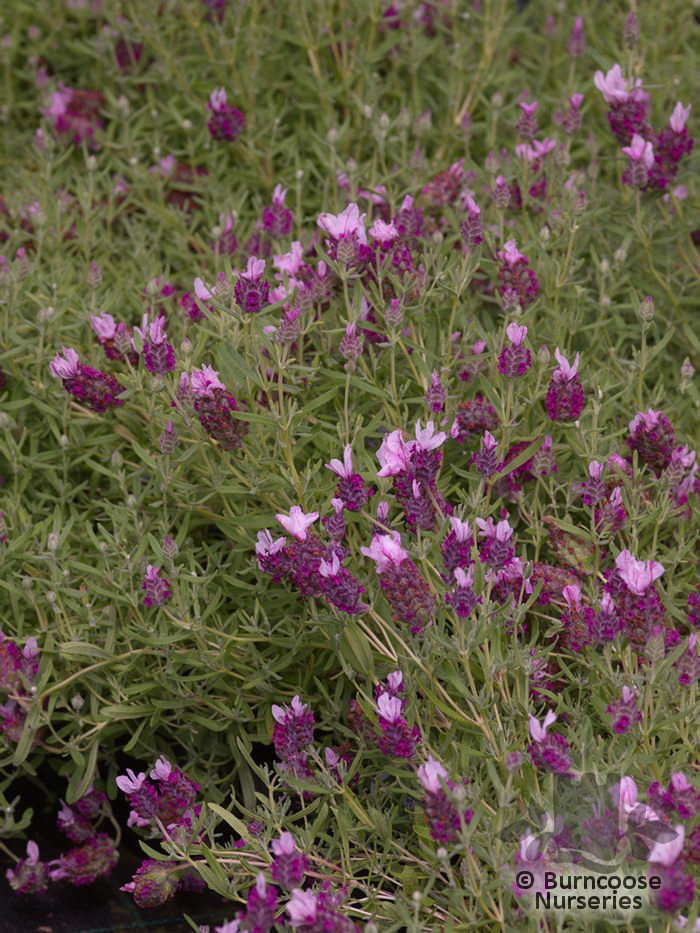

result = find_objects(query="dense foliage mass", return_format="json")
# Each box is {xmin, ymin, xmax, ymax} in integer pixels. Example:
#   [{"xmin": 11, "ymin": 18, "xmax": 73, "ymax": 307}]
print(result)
[{"xmin": 1, "ymin": 1, "xmax": 699, "ymax": 931}]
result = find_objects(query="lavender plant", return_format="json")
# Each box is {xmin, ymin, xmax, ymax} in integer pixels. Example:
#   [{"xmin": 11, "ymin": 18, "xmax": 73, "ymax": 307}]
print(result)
[{"xmin": 0, "ymin": 1, "xmax": 699, "ymax": 931}]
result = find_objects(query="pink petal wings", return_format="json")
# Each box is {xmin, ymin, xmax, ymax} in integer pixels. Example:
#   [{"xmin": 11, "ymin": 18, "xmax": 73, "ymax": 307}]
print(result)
[{"xmin": 275, "ymin": 506, "xmax": 319, "ymax": 540}]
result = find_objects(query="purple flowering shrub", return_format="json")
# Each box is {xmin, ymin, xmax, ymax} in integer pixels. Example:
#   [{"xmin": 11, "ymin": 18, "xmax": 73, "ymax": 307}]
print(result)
[{"xmin": 1, "ymin": 2, "xmax": 700, "ymax": 931}]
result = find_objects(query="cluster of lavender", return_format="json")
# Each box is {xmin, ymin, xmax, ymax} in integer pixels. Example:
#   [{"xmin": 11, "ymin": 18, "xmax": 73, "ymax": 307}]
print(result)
[
  {"xmin": 204, "ymin": 186, "xmax": 495, "ymax": 360},
  {"xmin": 417, "ymin": 757, "xmax": 472, "ymax": 845},
  {"xmin": 271, "ymin": 695, "xmax": 317, "ymax": 784},
  {"xmin": 255, "ymin": 383, "xmax": 698, "ymax": 665},
  {"xmin": 496, "ymin": 242, "xmax": 540, "ymax": 311},
  {"xmin": 214, "ymin": 836, "xmax": 358, "ymax": 933},
  {"xmin": 49, "ymin": 346, "xmax": 126, "ymax": 413},
  {"xmin": 527, "ymin": 711, "xmax": 574, "ymax": 777},
  {"xmin": 449, "ymin": 345, "xmax": 700, "ymax": 671},
  {"xmin": 40, "ymin": 83, "xmax": 105, "ymax": 148},
  {"xmin": 256, "ymin": 427, "xmax": 449, "ymax": 633},
  {"xmin": 374, "ymin": 670, "xmax": 421, "ymax": 759},
  {"xmin": 256, "ymin": 506, "xmax": 367, "ymax": 616},
  {"xmin": 594, "ymin": 64, "xmax": 693, "ymax": 191},
  {"xmin": 50, "ymin": 310, "xmax": 181, "ymax": 411},
  {"xmin": 361, "ymin": 531, "xmax": 435, "ymax": 636},
  {"xmin": 0, "ymin": 629, "xmax": 39, "ymax": 748},
  {"xmin": 142, "ymin": 564, "xmax": 171, "ymax": 608},
  {"xmin": 185, "ymin": 365, "xmax": 249, "ymax": 451},
  {"xmin": 7, "ymin": 787, "xmax": 118, "ymax": 894},
  {"xmin": 509, "ymin": 774, "xmax": 698, "ymax": 915},
  {"xmin": 374, "ymin": 421, "xmax": 451, "ymax": 533},
  {"xmin": 270, "ymin": 691, "xmax": 465, "ymax": 852},
  {"xmin": 206, "ymin": 87, "xmax": 246, "ymax": 142},
  {"xmin": 116, "ymin": 756, "xmax": 204, "ymax": 907},
  {"xmin": 271, "ymin": 674, "xmax": 424, "ymax": 801}
]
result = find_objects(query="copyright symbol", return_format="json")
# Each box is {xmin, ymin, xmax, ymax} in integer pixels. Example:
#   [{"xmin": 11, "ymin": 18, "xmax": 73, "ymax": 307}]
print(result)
[{"xmin": 516, "ymin": 870, "xmax": 534, "ymax": 890}]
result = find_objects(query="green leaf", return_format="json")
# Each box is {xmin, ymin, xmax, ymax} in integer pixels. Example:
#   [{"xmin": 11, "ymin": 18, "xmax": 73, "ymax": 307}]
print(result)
[
  {"xmin": 340, "ymin": 620, "xmax": 376, "ymax": 677},
  {"xmin": 208, "ymin": 803, "xmax": 251, "ymax": 838}
]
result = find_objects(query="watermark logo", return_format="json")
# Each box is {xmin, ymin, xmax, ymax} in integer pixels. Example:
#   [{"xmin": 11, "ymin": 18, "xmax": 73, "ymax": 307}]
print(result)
[
  {"xmin": 499, "ymin": 772, "xmax": 679, "ymax": 916},
  {"xmin": 514, "ymin": 869, "xmax": 661, "ymax": 917}
]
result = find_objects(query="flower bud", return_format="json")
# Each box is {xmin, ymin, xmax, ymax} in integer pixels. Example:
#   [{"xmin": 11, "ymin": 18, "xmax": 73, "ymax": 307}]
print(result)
[{"xmin": 639, "ymin": 295, "xmax": 654, "ymax": 324}]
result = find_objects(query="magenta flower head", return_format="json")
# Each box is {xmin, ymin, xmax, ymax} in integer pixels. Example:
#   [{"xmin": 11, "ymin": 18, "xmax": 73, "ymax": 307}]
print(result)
[
  {"xmin": 446, "ymin": 565, "xmax": 479, "ymax": 618},
  {"xmin": 137, "ymin": 316, "xmax": 176, "ymax": 375},
  {"xmin": 275, "ymin": 506, "xmax": 319, "ymax": 541},
  {"xmin": 497, "ymin": 240, "xmax": 539, "ymax": 309},
  {"xmin": 562, "ymin": 93, "xmax": 584, "ymax": 133},
  {"xmin": 189, "ymin": 366, "xmax": 248, "ymax": 451},
  {"xmin": 142, "ymin": 565, "xmax": 171, "ymax": 607},
  {"xmin": 460, "ymin": 194, "xmax": 483, "ymax": 248},
  {"xmin": 567, "ymin": 15, "xmax": 585, "ymax": 56},
  {"xmin": 271, "ymin": 832, "xmax": 307, "ymax": 889},
  {"xmin": 606, "ymin": 685, "xmax": 642, "ymax": 734},
  {"xmin": 6, "ymin": 840, "xmax": 48, "ymax": 895},
  {"xmin": 498, "ymin": 323, "xmax": 532, "ymax": 378},
  {"xmin": 375, "ymin": 421, "xmax": 449, "ymax": 534},
  {"xmin": 50, "ymin": 347, "xmax": 126, "ymax": 412},
  {"xmin": 645, "ymin": 820, "xmax": 694, "ymax": 913},
  {"xmin": 361, "ymin": 532, "xmax": 434, "ymax": 633},
  {"xmin": 42, "ymin": 83, "xmax": 104, "ymax": 148},
  {"xmin": 627, "ymin": 407, "xmax": 676, "ymax": 473},
  {"xmin": 121, "ymin": 858, "xmax": 184, "ymax": 907},
  {"xmin": 594, "ymin": 64, "xmax": 652, "ymax": 151},
  {"xmin": 528, "ymin": 710, "xmax": 573, "ymax": 775},
  {"xmin": 615, "ymin": 550, "xmax": 664, "ymax": 596},
  {"xmin": 621, "ymin": 133, "xmax": 655, "ymax": 189},
  {"xmin": 206, "ymin": 87, "xmax": 245, "ymax": 142},
  {"xmin": 516, "ymin": 100, "xmax": 539, "ymax": 139},
  {"xmin": 471, "ymin": 430, "xmax": 500, "ymax": 478},
  {"xmin": 244, "ymin": 872, "xmax": 278, "ymax": 932},
  {"xmin": 234, "ymin": 256, "xmax": 270, "ymax": 314},
  {"xmin": 417, "ymin": 757, "xmax": 470, "ymax": 844},
  {"xmin": 325, "ymin": 444, "xmax": 372, "ymax": 511},
  {"xmin": 476, "ymin": 516, "xmax": 514, "ymax": 568},
  {"xmin": 376, "ymin": 692, "xmax": 421, "ymax": 758},
  {"xmin": 271, "ymin": 695, "xmax": 314, "ymax": 763},
  {"xmin": 48, "ymin": 834, "xmax": 119, "ymax": 885},
  {"xmin": 318, "ymin": 203, "xmax": 369, "ymax": 266},
  {"xmin": 545, "ymin": 348, "xmax": 585, "ymax": 422},
  {"xmin": 424, "ymin": 369, "xmax": 446, "ymax": 413},
  {"xmin": 262, "ymin": 184, "xmax": 293, "ymax": 238}
]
